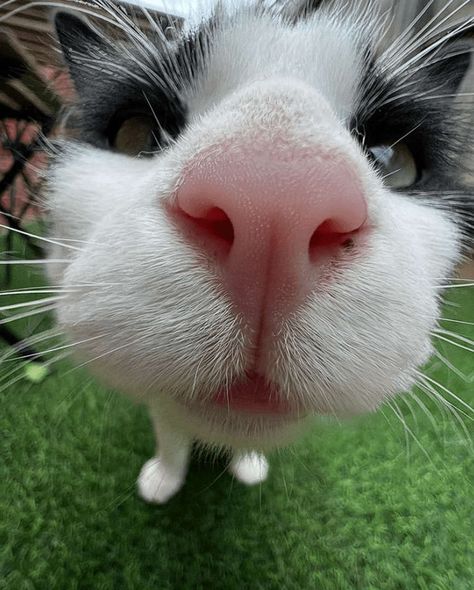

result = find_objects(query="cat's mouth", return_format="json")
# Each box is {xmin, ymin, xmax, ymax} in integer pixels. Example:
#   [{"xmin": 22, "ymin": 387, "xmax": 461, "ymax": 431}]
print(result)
[
  {"xmin": 211, "ymin": 373, "xmax": 292, "ymax": 415},
  {"xmin": 187, "ymin": 373, "xmax": 301, "ymax": 418}
]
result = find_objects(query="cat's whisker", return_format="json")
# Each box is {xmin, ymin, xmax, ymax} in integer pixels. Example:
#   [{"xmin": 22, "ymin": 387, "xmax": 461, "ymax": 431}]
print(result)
[
  {"xmin": 437, "ymin": 282, "xmax": 474, "ymax": 289},
  {"xmin": 0, "ymin": 283, "xmax": 119, "ymax": 295},
  {"xmin": 115, "ymin": 10, "xmax": 183, "ymax": 94},
  {"xmin": 405, "ymin": 47, "xmax": 474, "ymax": 78},
  {"xmin": 432, "ymin": 333, "xmax": 474, "ymax": 355},
  {"xmin": 380, "ymin": 167, "xmax": 402, "ymax": 181},
  {"xmin": 0, "ymin": 1, "xmax": 124, "ymax": 28},
  {"xmin": 37, "ymin": 131, "xmax": 63, "ymax": 157},
  {"xmin": 0, "ymin": 288, "xmax": 73, "ymax": 297},
  {"xmin": 415, "ymin": 382, "xmax": 473, "ymax": 449},
  {"xmin": 433, "ymin": 348, "xmax": 471, "ymax": 383},
  {"xmin": 433, "ymin": 328, "xmax": 474, "ymax": 349},
  {"xmin": 386, "ymin": 122, "xmax": 425, "ymax": 153},
  {"xmin": 0, "ymin": 368, "xmax": 36, "ymax": 395},
  {"xmin": 142, "ymin": 91, "xmax": 174, "ymax": 149},
  {"xmin": 439, "ymin": 318, "xmax": 474, "ymax": 327},
  {"xmin": 0, "ymin": 303, "xmax": 57, "ymax": 326},
  {"xmin": 419, "ymin": 372, "xmax": 474, "ymax": 417},
  {"xmin": 0, "ymin": 332, "xmax": 63, "ymax": 385},
  {"xmin": 376, "ymin": 78, "xmax": 460, "ymax": 111},
  {"xmin": 406, "ymin": 389, "xmax": 441, "ymax": 432},
  {"xmin": 51, "ymin": 376, "xmax": 97, "ymax": 432},
  {"xmin": 0, "ymin": 259, "xmax": 69, "ymax": 266},
  {"xmin": 0, "ymin": 328, "xmax": 63, "ymax": 362},
  {"xmin": 383, "ymin": 0, "xmax": 471, "ymax": 72},
  {"xmin": 399, "ymin": 394, "xmax": 420, "ymax": 430},
  {"xmin": 66, "ymin": 332, "xmax": 150, "ymax": 375},
  {"xmin": 363, "ymin": 1, "xmax": 472, "ymax": 115},
  {"xmin": 382, "ymin": 0, "xmax": 438, "ymax": 62},
  {"xmin": 35, "ymin": 236, "xmax": 102, "ymax": 245},
  {"xmin": 375, "ymin": 75, "xmax": 474, "ymax": 114},
  {"xmin": 0, "ymin": 349, "xmax": 73, "ymax": 395},
  {"xmin": 0, "ymin": 223, "xmax": 80, "ymax": 252},
  {"xmin": 413, "ymin": 193, "xmax": 473, "ymax": 199},
  {"xmin": 139, "ymin": 5, "xmax": 172, "ymax": 44},
  {"xmin": 0, "ymin": 1, "xmax": 175, "ymax": 92},
  {"xmin": 81, "ymin": 1, "xmax": 183, "ymax": 95},
  {"xmin": 386, "ymin": 399, "xmax": 436, "ymax": 467},
  {"xmin": 0, "ymin": 296, "xmax": 64, "ymax": 314},
  {"xmin": 439, "ymin": 277, "xmax": 474, "ymax": 282},
  {"xmin": 0, "ymin": 331, "xmax": 61, "ymax": 370},
  {"xmin": 3, "ymin": 334, "xmax": 106, "ymax": 362},
  {"xmin": 367, "ymin": 44, "xmax": 473, "ymax": 113},
  {"xmin": 65, "ymin": 54, "xmax": 150, "ymax": 87},
  {"xmin": 390, "ymin": 16, "xmax": 474, "ymax": 81},
  {"xmin": 417, "ymin": 382, "xmax": 473, "ymax": 445}
]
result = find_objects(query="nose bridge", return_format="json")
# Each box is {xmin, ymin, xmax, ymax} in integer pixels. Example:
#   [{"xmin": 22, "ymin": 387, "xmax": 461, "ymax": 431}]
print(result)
[{"xmin": 188, "ymin": 78, "xmax": 342, "ymax": 161}]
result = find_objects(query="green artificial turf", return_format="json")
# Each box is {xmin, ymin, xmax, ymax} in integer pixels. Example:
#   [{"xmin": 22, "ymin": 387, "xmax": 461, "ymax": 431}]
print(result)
[{"xmin": 0, "ymin": 258, "xmax": 473, "ymax": 589}]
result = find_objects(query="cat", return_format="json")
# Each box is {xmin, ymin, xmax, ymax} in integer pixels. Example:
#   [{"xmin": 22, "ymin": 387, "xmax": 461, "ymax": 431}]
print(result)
[{"xmin": 38, "ymin": 0, "xmax": 473, "ymax": 503}]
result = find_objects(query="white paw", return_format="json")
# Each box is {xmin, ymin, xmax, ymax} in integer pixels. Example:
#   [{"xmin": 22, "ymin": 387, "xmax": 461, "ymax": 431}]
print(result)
[
  {"xmin": 137, "ymin": 457, "xmax": 185, "ymax": 504},
  {"xmin": 229, "ymin": 451, "xmax": 269, "ymax": 486}
]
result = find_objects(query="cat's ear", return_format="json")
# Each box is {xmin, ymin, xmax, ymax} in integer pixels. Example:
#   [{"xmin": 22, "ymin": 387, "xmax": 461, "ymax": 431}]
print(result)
[
  {"xmin": 424, "ymin": 22, "xmax": 473, "ymax": 95},
  {"xmin": 283, "ymin": 0, "xmax": 328, "ymax": 22},
  {"xmin": 54, "ymin": 12, "xmax": 107, "ymax": 94}
]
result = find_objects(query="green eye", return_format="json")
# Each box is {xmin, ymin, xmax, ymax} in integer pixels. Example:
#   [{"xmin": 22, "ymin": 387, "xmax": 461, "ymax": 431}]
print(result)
[
  {"xmin": 110, "ymin": 114, "xmax": 157, "ymax": 156},
  {"xmin": 369, "ymin": 143, "xmax": 419, "ymax": 189}
]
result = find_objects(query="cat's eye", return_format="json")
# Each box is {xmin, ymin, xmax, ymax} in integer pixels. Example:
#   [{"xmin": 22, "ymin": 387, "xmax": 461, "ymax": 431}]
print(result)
[
  {"xmin": 369, "ymin": 143, "xmax": 419, "ymax": 189},
  {"xmin": 110, "ymin": 114, "xmax": 158, "ymax": 156}
]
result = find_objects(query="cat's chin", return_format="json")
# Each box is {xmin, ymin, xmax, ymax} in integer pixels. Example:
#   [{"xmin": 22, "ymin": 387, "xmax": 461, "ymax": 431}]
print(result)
[
  {"xmin": 169, "ymin": 377, "xmax": 310, "ymax": 449},
  {"xmin": 176, "ymin": 397, "xmax": 308, "ymax": 449},
  {"xmin": 180, "ymin": 372, "xmax": 306, "ymax": 425},
  {"xmin": 181, "ymin": 398, "xmax": 303, "ymax": 423}
]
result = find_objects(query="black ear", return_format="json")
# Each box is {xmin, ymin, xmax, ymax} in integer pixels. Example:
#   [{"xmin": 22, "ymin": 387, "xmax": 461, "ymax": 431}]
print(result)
[
  {"xmin": 54, "ymin": 11, "xmax": 107, "ymax": 93},
  {"xmin": 293, "ymin": 0, "xmax": 326, "ymax": 12},
  {"xmin": 424, "ymin": 23, "xmax": 473, "ymax": 95},
  {"xmin": 283, "ymin": 0, "xmax": 329, "ymax": 22}
]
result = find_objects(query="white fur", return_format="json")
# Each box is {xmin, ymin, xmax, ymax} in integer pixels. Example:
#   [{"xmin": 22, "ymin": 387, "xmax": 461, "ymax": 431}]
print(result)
[
  {"xmin": 46, "ymin": 7, "xmax": 462, "ymax": 501},
  {"xmin": 138, "ymin": 457, "xmax": 187, "ymax": 504},
  {"xmin": 229, "ymin": 451, "xmax": 269, "ymax": 485}
]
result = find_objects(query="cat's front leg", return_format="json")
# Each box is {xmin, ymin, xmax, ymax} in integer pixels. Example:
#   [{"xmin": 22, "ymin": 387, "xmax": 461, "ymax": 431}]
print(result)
[{"xmin": 137, "ymin": 411, "xmax": 191, "ymax": 504}]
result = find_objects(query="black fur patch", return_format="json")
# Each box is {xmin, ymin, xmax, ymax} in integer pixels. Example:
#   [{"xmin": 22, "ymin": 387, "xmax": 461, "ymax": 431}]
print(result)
[
  {"xmin": 54, "ymin": 12, "xmax": 208, "ymax": 151},
  {"xmin": 283, "ymin": 0, "xmax": 328, "ymax": 22},
  {"xmin": 353, "ymin": 27, "xmax": 473, "ymax": 241}
]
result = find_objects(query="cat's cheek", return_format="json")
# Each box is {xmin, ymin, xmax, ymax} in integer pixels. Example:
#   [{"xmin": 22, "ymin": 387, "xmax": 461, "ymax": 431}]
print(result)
[{"xmin": 270, "ymin": 198, "xmax": 459, "ymax": 416}]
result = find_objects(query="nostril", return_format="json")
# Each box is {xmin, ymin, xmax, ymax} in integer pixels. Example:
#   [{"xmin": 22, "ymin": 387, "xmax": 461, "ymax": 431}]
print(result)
[
  {"xmin": 201, "ymin": 207, "xmax": 235, "ymax": 245},
  {"xmin": 175, "ymin": 205, "xmax": 235, "ymax": 256},
  {"xmin": 309, "ymin": 219, "xmax": 359, "ymax": 261}
]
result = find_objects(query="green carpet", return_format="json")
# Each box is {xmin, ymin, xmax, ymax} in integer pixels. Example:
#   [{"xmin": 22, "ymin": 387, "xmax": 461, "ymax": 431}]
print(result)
[{"xmin": 0, "ymin": 262, "xmax": 473, "ymax": 589}]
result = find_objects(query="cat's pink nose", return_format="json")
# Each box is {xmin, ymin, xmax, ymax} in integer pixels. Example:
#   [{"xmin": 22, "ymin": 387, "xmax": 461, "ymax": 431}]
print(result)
[{"xmin": 174, "ymin": 146, "xmax": 367, "ymax": 327}]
